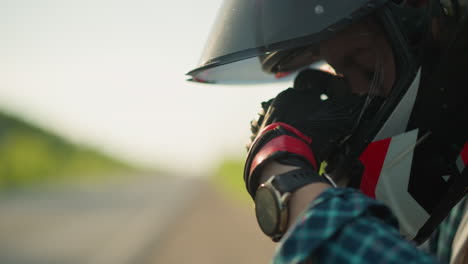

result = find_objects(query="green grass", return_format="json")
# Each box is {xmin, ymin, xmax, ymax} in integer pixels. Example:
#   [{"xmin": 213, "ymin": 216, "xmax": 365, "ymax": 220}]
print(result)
[
  {"xmin": 213, "ymin": 157, "xmax": 252, "ymax": 204},
  {"xmin": 0, "ymin": 111, "xmax": 137, "ymax": 190}
]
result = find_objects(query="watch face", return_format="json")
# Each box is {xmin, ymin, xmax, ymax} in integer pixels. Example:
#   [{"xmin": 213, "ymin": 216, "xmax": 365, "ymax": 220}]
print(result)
[{"xmin": 255, "ymin": 186, "xmax": 280, "ymax": 236}]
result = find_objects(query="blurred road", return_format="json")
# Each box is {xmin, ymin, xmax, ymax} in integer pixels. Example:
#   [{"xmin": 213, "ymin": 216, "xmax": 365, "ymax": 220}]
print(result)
[
  {"xmin": 0, "ymin": 174, "xmax": 199, "ymax": 264},
  {"xmin": 149, "ymin": 181, "xmax": 276, "ymax": 264}
]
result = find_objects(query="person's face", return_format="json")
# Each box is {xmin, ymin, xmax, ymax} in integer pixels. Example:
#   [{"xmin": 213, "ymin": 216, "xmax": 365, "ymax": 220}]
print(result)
[{"xmin": 319, "ymin": 20, "xmax": 396, "ymax": 97}]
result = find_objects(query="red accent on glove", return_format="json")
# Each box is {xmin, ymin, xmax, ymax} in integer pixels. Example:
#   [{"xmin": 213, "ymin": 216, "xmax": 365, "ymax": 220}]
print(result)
[
  {"xmin": 249, "ymin": 135, "xmax": 318, "ymax": 176},
  {"xmin": 258, "ymin": 122, "xmax": 312, "ymax": 144},
  {"xmin": 244, "ymin": 122, "xmax": 318, "ymax": 198}
]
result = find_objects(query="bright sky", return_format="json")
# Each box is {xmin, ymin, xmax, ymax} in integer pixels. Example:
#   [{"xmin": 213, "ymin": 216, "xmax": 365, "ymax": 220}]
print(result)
[{"xmin": 0, "ymin": 0, "xmax": 290, "ymax": 175}]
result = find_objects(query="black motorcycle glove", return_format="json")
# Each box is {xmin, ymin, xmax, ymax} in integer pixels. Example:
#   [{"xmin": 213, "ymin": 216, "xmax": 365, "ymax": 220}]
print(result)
[{"xmin": 244, "ymin": 69, "xmax": 366, "ymax": 199}]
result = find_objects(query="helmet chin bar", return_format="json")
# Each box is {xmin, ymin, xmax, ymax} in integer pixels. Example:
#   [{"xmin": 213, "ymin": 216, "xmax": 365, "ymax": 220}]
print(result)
[
  {"xmin": 338, "ymin": 3, "xmax": 468, "ymax": 243},
  {"xmin": 336, "ymin": 6, "xmax": 419, "ymax": 172},
  {"xmin": 321, "ymin": 5, "xmax": 432, "ymax": 242},
  {"xmin": 334, "ymin": 69, "xmax": 424, "ymax": 241}
]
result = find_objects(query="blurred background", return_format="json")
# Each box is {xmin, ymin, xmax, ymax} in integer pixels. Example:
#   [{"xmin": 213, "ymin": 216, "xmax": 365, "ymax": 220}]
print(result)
[{"xmin": 0, "ymin": 0, "xmax": 292, "ymax": 263}]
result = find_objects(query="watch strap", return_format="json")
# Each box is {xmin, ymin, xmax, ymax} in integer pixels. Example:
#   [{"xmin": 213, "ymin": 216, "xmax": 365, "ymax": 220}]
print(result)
[{"xmin": 272, "ymin": 168, "xmax": 331, "ymax": 193}]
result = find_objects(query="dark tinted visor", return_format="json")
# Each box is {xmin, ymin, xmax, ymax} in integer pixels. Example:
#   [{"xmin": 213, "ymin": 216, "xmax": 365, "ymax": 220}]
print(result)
[{"xmin": 187, "ymin": 0, "xmax": 387, "ymax": 84}]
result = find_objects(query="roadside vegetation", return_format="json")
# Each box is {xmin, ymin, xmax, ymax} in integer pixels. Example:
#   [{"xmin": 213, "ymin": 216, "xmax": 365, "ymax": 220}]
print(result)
[
  {"xmin": 0, "ymin": 111, "xmax": 136, "ymax": 190},
  {"xmin": 213, "ymin": 157, "xmax": 251, "ymax": 204}
]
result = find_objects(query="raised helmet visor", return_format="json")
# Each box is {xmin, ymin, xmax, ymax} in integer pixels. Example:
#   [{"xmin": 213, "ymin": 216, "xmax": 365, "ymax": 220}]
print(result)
[{"xmin": 187, "ymin": 0, "xmax": 387, "ymax": 84}]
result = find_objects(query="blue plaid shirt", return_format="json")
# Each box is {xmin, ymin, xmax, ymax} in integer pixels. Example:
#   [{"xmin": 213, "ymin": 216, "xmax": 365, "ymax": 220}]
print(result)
[{"xmin": 273, "ymin": 188, "xmax": 440, "ymax": 264}]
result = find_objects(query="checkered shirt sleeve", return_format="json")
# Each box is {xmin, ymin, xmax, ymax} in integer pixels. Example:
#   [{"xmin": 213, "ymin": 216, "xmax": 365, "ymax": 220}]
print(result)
[{"xmin": 273, "ymin": 188, "xmax": 440, "ymax": 264}]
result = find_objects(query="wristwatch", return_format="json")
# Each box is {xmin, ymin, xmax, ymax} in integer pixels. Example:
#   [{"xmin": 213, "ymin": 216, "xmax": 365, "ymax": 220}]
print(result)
[{"xmin": 254, "ymin": 168, "xmax": 335, "ymax": 241}]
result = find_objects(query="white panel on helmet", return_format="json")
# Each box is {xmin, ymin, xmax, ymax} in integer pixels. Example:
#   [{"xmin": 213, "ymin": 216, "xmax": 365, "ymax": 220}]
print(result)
[
  {"xmin": 456, "ymin": 155, "xmax": 465, "ymax": 173},
  {"xmin": 374, "ymin": 69, "xmax": 421, "ymax": 141},
  {"xmin": 375, "ymin": 129, "xmax": 430, "ymax": 240},
  {"xmin": 451, "ymin": 201, "xmax": 468, "ymax": 263}
]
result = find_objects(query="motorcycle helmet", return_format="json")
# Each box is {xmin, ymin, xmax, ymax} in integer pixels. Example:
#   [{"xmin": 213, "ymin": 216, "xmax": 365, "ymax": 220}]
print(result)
[{"xmin": 187, "ymin": 0, "xmax": 468, "ymax": 243}]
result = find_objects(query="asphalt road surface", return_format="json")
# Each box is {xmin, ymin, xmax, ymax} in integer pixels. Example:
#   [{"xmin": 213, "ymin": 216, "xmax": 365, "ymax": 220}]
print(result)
[{"xmin": 0, "ymin": 174, "xmax": 199, "ymax": 264}]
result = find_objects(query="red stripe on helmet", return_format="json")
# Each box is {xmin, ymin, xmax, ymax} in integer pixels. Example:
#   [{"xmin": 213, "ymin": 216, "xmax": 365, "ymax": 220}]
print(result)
[
  {"xmin": 359, "ymin": 138, "xmax": 392, "ymax": 198},
  {"xmin": 249, "ymin": 135, "xmax": 317, "ymax": 176},
  {"xmin": 460, "ymin": 141, "xmax": 468, "ymax": 165},
  {"xmin": 275, "ymin": 72, "xmax": 292, "ymax": 79}
]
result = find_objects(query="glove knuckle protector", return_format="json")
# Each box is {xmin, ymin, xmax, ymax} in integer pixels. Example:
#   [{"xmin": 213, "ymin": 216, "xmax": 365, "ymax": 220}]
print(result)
[{"xmin": 247, "ymin": 99, "xmax": 273, "ymax": 151}]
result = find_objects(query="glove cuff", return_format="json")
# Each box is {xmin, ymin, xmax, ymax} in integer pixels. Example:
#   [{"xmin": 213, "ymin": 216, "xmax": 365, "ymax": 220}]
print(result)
[{"xmin": 244, "ymin": 122, "xmax": 318, "ymax": 199}]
